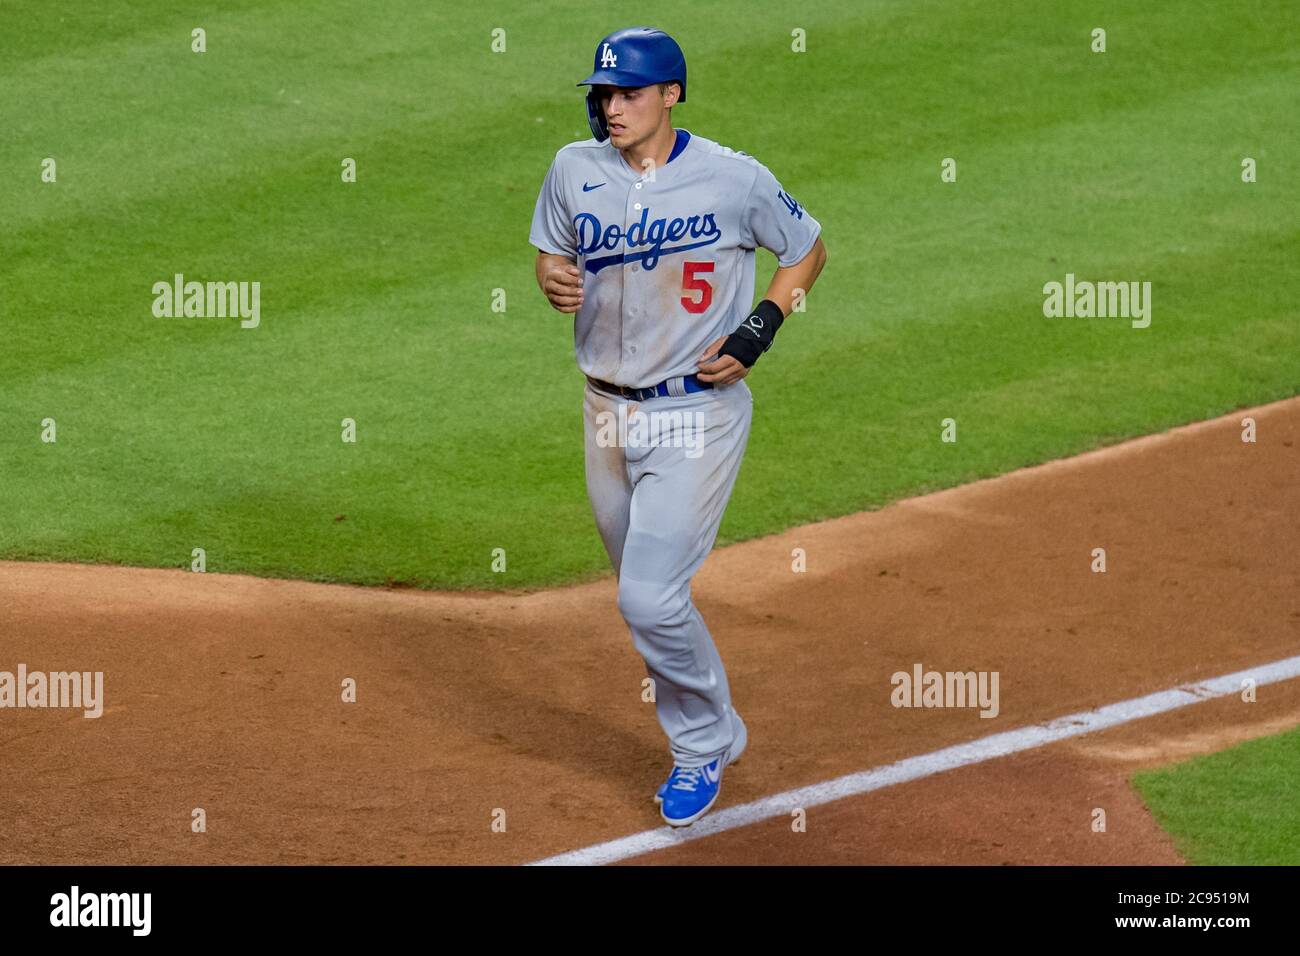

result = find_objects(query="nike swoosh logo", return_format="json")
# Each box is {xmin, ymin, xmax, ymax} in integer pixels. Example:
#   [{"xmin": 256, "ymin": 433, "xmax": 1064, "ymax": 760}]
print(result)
[
  {"xmin": 703, "ymin": 763, "xmax": 720, "ymax": 784},
  {"xmin": 582, "ymin": 181, "xmax": 606, "ymax": 192}
]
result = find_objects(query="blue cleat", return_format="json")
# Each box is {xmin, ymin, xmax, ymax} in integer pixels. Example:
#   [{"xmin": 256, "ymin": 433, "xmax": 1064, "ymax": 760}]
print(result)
[
  {"xmin": 659, "ymin": 758, "xmax": 724, "ymax": 827},
  {"xmin": 655, "ymin": 717, "xmax": 746, "ymax": 806}
]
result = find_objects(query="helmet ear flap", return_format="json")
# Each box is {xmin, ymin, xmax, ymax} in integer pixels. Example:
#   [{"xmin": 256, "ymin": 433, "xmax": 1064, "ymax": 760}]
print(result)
[{"xmin": 586, "ymin": 90, "xmax": 608, "ymax": 141}]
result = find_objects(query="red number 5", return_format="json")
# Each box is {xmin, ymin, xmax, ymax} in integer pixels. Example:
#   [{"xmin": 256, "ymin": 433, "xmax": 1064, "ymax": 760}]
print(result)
[{"xmin": 681, "ymin": 261, "xmax": 714, "ymax": 314}]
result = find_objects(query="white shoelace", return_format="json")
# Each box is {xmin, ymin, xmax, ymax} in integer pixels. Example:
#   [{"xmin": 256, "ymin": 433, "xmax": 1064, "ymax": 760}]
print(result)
[{"xmin": 670, "ymin": 766, "xmax": 705, "ymax": 792}]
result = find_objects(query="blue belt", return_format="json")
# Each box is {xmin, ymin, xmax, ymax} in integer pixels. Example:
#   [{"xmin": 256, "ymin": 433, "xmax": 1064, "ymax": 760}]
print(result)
[{"xmin": 586, "ymin": 373, "xmax": 714, "ymax": 402}]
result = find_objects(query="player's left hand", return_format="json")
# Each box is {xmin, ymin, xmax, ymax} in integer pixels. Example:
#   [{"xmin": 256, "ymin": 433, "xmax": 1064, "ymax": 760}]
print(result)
[{"xmin": 696, "ymin": 336, "xmax": 750, "ymax": 386}]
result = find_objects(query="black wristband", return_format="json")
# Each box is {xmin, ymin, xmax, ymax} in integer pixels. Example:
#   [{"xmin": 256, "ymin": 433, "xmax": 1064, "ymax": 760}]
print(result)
[{"xmin": 718, "ymin": 299, "xmax": 785, "ymax": 368}]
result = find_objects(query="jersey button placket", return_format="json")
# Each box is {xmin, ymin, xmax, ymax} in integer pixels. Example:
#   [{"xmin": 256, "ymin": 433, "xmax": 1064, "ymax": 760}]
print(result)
[{"xmin": 624, "ymin": 183, "xmax": 644, "ymax": 366}]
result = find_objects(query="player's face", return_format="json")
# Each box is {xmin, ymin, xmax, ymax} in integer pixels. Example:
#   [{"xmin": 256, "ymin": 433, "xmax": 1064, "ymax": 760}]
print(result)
[{"xmin": 598, "ymin": 84, "xmax": 671, "ymax": 148}]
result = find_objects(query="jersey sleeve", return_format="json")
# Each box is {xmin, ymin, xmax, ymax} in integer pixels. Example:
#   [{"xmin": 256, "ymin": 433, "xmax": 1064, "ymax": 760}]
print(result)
[
  {"xmin": 528, "ymin": 154, "xmax": 577, "ymax": 259},
  {"xmin": 739, "ymin": 160, "xmax": 822, "ymax": 267}
]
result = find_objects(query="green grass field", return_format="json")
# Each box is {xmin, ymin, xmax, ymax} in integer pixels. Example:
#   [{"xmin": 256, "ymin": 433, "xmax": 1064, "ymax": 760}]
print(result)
[
  {"xmin": 1134, "ymin": 726, "xmax": 1300, "ymax": 865},
  {"xmin": 2, "ymin": 1, "xmax": 1297, "ymax": 588}
]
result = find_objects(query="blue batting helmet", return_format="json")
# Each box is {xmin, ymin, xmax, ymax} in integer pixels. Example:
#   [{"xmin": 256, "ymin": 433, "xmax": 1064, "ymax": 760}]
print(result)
[{"xmin": 577, "ymin": 27, "xmax": 687, "ymax": 141}]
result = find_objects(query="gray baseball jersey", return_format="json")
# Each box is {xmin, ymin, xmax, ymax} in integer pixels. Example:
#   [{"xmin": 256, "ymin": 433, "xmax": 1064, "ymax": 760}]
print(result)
[{"xmin": 529, "ymin": 129, "xmax": 822, "ymax": 388}]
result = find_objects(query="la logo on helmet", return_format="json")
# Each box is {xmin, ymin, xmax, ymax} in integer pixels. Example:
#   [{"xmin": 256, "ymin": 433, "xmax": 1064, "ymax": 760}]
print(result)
[{"xmin": 600, "ymin": 43, "xmax": 617, "ymax": 68}]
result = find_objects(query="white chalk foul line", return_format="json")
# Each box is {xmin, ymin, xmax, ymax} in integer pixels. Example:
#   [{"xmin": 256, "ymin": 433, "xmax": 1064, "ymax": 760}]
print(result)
[{"xmin": 526, "ymin": 654, "xmax": 1300, "ymax": 866}]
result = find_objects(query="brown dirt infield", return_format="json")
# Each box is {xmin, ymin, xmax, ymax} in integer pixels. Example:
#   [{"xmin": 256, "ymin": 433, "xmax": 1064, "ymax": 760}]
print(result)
[{"xmin": 2, "ymin": 397, "xmax": 1297, "ymax": 865}]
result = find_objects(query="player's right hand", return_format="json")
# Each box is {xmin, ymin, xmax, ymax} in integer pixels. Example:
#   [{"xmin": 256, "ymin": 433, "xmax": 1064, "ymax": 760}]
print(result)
[{"xmin": 542, "ymin": 263, "xmax": 585, "ymax": 313}]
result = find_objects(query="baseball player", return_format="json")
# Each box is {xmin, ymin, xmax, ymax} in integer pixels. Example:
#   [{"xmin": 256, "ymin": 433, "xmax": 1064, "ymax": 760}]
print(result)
[{"xmin": 529, "ymin": 26, "xmax": 827, "ymax": 827}]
